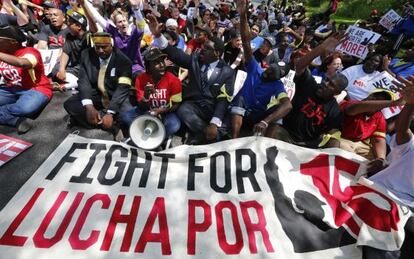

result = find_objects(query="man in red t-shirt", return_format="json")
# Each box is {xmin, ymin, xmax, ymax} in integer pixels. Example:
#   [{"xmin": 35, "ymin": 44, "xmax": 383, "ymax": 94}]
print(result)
[
  {"xmin": 121, "ymin": 48, "xmax": 182, "ymax": 142},
  {"xmin": 185, "ymin": 26, "xmax": 211, "ymax": 54},
  {"xmin": 339, "ymin": 90, "xmax": 403, "ymax": 162},
  {"xmin": 0, "ymin": 26, "xmax": 52, "ymax": 134}
]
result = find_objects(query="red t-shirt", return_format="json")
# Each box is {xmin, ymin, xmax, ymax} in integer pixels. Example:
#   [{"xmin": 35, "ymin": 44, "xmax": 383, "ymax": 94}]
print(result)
[
  {"xmin": 135, "ymin": 71, "xmax": 182, "ymax": 109},
  {"xmin": 340, "ymin": 100, "xmax": 386, "ymax": 141},
  {"xmin": 186, "ymin": 39, "xmax": 202, "ymax": 53},
  {"xmin": 0, "ymin": 47, "xmax": 52, "ymax": 100},
  {"xmin": 177, "ymin": 17, "xmax": 186, "ymax": 34}
]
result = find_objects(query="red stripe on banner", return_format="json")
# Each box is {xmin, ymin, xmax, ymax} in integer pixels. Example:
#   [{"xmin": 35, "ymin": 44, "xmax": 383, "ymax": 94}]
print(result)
[
  {"xmin": 0, "ymin": 153, "xmax": 13, "ymax": 162},
  {"xmin": 300, "ymin": 154, "xmax": 401, "ymax": 236}
]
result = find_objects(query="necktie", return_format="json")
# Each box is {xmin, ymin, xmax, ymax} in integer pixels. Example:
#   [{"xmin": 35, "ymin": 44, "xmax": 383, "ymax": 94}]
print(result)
[
  {"xmin": 200, "ymin": 64, "xmax": 209, "ymax": 90},
  {"xmin": 97, "ymin": 60, "xmax": 110, "ymax": 108}
]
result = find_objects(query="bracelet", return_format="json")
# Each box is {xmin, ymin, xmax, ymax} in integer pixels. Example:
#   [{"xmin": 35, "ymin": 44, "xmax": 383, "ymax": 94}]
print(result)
[{"xmin": 260, "ymin": 120, "xmax": 269, "ymax": 128}]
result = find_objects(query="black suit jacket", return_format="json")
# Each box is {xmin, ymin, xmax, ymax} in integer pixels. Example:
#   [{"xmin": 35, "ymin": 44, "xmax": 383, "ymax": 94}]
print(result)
[
  {"xmin": 77, "ymin": 47, "xmax": 132, "ymax": 113},
  {"xmin": 163, "ymin": 45, "xmax": 235, "ymax": 120}
]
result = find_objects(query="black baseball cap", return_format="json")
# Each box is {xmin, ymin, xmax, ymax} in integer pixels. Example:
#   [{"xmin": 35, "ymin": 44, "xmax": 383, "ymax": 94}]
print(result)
[
  {"xmin": 144, "ymin": 48, "xmax": 167, "ymax": 62},
  {"xmin": 42, "ymin": 1, "xmax": 57, "ymax": 8},
  {"xmin": 263, "ymin": 36, "xmax": 276, "ymax": 47},
  {"xmin": 0, "ymin": 25, "xmax": 26, "ymax": 43},
  {"xmin": 67, "ymin": 11, "xmax": 88, "ymax": 29}
]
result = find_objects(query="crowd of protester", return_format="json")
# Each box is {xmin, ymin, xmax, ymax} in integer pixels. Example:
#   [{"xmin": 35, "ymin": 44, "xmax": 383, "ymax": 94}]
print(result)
[{"xmin": 0, "ymin": 0, "xmax": 414, "ymax": 176}]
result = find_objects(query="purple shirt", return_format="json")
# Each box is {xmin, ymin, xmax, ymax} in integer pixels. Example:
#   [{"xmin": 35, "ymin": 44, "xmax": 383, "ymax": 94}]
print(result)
[{"xmin": 106, "ymin": 23, "xmax": 144, "ymax": 74}]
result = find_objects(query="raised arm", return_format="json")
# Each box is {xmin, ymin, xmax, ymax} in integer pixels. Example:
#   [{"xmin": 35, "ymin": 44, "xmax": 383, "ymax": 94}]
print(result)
[
  {"xmin": 80, "ymin": 0, "xmax": 108, "ymax": 30},
  {"xmin": 395, "ymin": 76, "xmax": 414, "ymax": 145},
  {"xmin": 147, "ymin": 13, "xmax": 192, "ymax": 69},
  {"xmin": 295, "ymin": 32, "xmax": 347, "ymax": 76},
  {"xmin": 4, "ymin": 0, "xmax": 29, "ymax": 26},
  {"xmin": 236, "ymin": 0, "xmax": 252, "ymax": 63},
  {"xmin": 77, "ymin": 0, "xmax": 98, "ymax": 33},
  {"xmin": 129, "ymin": 0, "xmax": 146, "ymax": 30}
]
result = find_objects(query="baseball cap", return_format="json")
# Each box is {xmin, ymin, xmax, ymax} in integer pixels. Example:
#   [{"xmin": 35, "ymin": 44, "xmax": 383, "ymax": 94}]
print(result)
[
  {"xmin": 165, "ymin": 19, "xmax": 178, "ymax": 28},
  {"xmin": 67, "ymin": 11, "xmax": 87, "ymax": 29},
  {"xmin": 267, "ymin": 61, "xmax": 287, "ymax": 80},
  {"xmin": 144, "ymin": 48, "xmax": 167, "ymax": 62},
  {"xmin": 0, "ymin": 25, "xmax": 26, "ymax": 43},
  {"xmin": 42, "ymin": 1, "xmax": 57, "ymax": 8},
  {"xmin": 263, "ymin": 36, "xmax": 276, "ymax": 47},
  {"xmin": 369, "ymin": 89, "xmax": 397, "ymax": 101}
]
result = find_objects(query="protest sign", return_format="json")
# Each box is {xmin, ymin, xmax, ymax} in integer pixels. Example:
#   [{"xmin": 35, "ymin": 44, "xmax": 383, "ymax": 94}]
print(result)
[
  {"xmin": 232, "ymin": 70, "xmax": 247, "ymax": 100},
  {"xmin": 39, "ymin": 49, "xmax": 61, "ymax": 75},
  {"xmin": 379, "ymin": 9, "xmax": 402, "ymax": 31},
  {"xmin": 187, "ymin": 7, "xmax": 196, "ymax": 19},
  {"xmin": 0, "ymin": 134, "xmax": 32, "ymax": 167},
  {"xmin": 0, "ymin": 135, "xmax": 410, "ymax": 259},
  {"xmin": 280, "ymin": 70, "xmax": 296, "ymax": 100},
  {"xmin": 367, "ymin": 71, "xmax": 403, "ymax": 119},
  {"xmin": 336, "ymin": 26, "xmax": 381, "ymax": 59}
]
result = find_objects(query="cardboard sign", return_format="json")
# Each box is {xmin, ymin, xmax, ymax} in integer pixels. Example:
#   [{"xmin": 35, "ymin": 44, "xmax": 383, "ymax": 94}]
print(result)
[
  {"xmin": 379, "ymin": 9, "xmax": 402, "ymax": 31},
  {"xmin": 367, "ymin": 71, "xmax": 403, "ymax": 119},
  {"xmin": 0, "ymin": 134, "xmax": 32, "ymax": 167},
  {"xmin": 0, "ymin": 135, "xmax": 411, "ymax": 259},
  {"xmin": 232, "ymin": 69, "xmax": 247, "ymax": 100},
  {"xmin": 280, "ymin": 70, "xmax": 296, "ymax": 100},
  {"xmin": 39, "ymin": 49, "xmax": 62, "ymax": 75},
  {"xmin": 336, "ymin": 26, "xmax": 381, "ymax": 59}
]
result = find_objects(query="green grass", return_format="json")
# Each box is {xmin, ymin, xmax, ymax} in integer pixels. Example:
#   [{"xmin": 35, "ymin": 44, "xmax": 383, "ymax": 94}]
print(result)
[{"xmin": 305, "ymin": 3, "xmax": 358, "ymax": 25}]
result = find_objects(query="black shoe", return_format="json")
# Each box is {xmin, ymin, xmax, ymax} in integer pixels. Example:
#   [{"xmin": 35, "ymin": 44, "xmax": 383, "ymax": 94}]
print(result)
[{"xmin": 16, "ymin": 118, "xmax": 32, "ymax": 134}]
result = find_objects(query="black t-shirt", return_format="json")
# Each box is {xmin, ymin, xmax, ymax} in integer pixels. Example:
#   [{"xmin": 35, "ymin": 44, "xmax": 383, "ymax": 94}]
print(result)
[
  {"xmin": 63, "ymin": 32, "xmax": 90, "ymax": 75},
  {"xmin": 283, "ymin": 69, "xmax": 343, "ymax": 142},
  {"xmin": 0, "ymin": 13, "xmax": 17, "ymax": 26},
  {"xmin": 37, "ymin": 25, "xmax": 70, "ymax": 49},
  {"xmin": 224, "ymin": 42, "xmax": 243, "ymax": 70}
]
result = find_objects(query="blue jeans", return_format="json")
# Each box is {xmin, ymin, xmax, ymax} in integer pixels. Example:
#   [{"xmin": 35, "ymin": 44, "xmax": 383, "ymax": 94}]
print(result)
[
  {"xmin": 0, "ymin": 87, "xmax": 49, "ymax": 126},
  {"xmin": 121, "ymin": 107, "xmax": 181, "ymax": 138}
]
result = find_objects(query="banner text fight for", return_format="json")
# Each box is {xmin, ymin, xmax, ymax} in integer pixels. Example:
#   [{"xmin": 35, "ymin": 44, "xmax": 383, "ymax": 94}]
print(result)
[{"xmin": 46, "ymin": 143, "xmax": 262, "ymax": 194}]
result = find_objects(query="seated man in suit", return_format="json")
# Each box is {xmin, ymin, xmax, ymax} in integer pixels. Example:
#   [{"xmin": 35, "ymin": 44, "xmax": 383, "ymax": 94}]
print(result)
[
  {"xmin": 147, "ymin": 14, "xmax": 235, "ymax": 144},
  {"xmin": 64, "ymin": 32, "xmax": 132, "ymax": 138}
]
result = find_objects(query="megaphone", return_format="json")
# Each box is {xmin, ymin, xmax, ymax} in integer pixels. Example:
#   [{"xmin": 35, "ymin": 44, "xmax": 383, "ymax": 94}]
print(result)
[{"xmin": 129, "ymin": 114, "xmax": 166, "ymax": 150}]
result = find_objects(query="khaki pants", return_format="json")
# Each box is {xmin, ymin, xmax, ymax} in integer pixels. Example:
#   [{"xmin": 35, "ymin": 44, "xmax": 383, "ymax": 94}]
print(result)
[{"xmin": 338, "ymin": 138, "xmax": 374, "ymax": 160}]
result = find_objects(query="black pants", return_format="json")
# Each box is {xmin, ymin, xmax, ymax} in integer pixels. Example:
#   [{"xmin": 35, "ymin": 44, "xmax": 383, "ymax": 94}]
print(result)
[
  {"xmin": 63, "ymin": 94, "xmax": 132, "ymax": 132},
  {"xmin": 176, "ymin": 100, "xmax": 230, "ymax": 143}
]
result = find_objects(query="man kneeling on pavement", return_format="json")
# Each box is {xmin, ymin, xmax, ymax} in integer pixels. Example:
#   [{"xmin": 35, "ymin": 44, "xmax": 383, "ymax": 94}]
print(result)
[{"xmin": 64, "ymin": 32, "xmax": 132, "ymax": 139}]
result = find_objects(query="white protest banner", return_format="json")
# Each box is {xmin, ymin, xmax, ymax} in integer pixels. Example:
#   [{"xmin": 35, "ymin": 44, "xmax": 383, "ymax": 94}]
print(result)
[
  {"xmin": 0, "ymin": 135, "xmax": 411, "ymax": 259},
  {"xmin": 0, "ymin": 134, "xmax": 32, "ymax": 167},
  {"xmin": 280, "ymin": 70, "xmax": 296, "ymax": 100},
  {"xmin": 336, "ymin": 26, "xmax": 381, "ymax": 59},
  {"xmin": 367, "ymin": 71, "xmax": 404, "ymax": 119},
  {"xmin": 231, "ymin": 70, "xmax": 247, "ymax": 100},
  {"xmin": 379, "ymin": 9, "xmax": 402, "ymax": 31},
  {"xmin": 39, "ymin": 49, "xmax": 62, "ymax": 75}
]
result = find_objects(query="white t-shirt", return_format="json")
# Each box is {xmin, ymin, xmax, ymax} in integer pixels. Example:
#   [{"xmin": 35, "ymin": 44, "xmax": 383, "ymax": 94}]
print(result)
[
  {"xmin": 340, "ymin": 64, "xmax": 381, "ymax": 100},
  {"xmin": 370, "ymin": 136, "xmax": 414, "ymax": 207}
]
